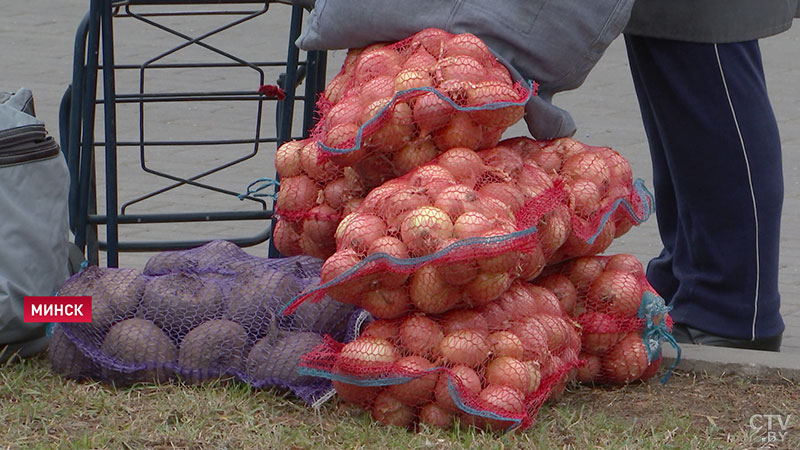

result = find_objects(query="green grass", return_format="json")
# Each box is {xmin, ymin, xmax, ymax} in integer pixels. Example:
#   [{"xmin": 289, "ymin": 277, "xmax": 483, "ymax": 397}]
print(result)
[{"xmin": 2, "ymin": 355, "xmax": 798, "ymax": 449}]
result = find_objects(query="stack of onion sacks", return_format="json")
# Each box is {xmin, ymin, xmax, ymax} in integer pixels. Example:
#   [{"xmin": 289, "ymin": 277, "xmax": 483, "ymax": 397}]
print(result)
[
  {"xmin": 311, "ymin": 28, "xmax": 531, "ymax": 189},
  {"xmin": 531, "ymin": 254, "xmax": 673, "ymax": 385},
  {"xmin": 272, "ymin": 137, "xmax": 367, "ymax": 259},
  {"xmin": 297, "ymin": 278, "xmax": 581, "ymax": 432}
]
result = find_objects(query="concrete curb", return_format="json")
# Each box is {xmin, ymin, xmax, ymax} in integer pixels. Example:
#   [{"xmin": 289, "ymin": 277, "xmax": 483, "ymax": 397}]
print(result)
[{"xmin": 662, "ymin": 344, "xmax": 800, "ymax": 382}]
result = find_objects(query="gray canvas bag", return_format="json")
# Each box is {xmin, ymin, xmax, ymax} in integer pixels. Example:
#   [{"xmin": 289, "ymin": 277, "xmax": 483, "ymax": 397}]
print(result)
[
  {"xmin": 0, "ymin": 88, "xmax": 70, "ymax": 362},
  {"xmin": 296, "ymin": 0, "xmax": 634, "ymax": 140}
]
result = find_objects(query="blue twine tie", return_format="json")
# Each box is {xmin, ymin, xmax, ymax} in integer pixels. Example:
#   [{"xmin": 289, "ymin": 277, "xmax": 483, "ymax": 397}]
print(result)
[{"xmin": 239, "ymin": 177, "xmax": 279, "ymax": 200}]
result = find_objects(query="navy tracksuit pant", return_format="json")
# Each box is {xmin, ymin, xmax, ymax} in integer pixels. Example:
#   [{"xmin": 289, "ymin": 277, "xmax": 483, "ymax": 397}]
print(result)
[{"xmin": 624, "ymin": 35, "xmax": 785, "ymax": 340}]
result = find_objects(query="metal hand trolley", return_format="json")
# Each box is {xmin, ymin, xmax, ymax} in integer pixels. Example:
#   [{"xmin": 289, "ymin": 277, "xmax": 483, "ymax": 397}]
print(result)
[{"xmin": 59, "ymin": 0, "xmax": 327, "ymax": 267}]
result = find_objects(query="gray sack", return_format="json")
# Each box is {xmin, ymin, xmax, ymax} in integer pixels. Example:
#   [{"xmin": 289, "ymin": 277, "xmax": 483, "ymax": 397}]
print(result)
[
  {"xmin": 296, "ymin": 0, "xmax": 635, "ymax": 140},
  {"xmin": 0, "ymin": 88, "xmax": 70, "ymax": 362}
]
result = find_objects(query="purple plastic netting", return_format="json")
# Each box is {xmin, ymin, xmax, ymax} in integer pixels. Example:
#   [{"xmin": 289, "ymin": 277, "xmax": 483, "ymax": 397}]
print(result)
[{"xmin": 49, "ymin": 241, "xmax": 366, "ymax": 406}]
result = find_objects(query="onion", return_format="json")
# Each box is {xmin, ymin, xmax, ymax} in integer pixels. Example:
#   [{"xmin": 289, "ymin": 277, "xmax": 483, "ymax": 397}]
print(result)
[
  {"xmin": 367, "ymin": 236, "xmax": 410, "ymax": 289},
  {"xmin": 575, "ymin": 352, "xmax": 602, "ymax": 383},
  {"xmin": 497, "ymin": 281, "xmax": 540, "ymax": 320},
  {"xmin": 476, "ymin": 385, "xmax": 525, "ymax": 431},
  {"xmin": 578, "ymin": 312, "xmax": 623, "ymax": 354},
  {"xmin": 394, "ymin": 67, "xmax": 434, "ymax": 92},
  {"xmin": 565, "ymin": 256, "xmax": 607, "ymax": 294},
  {"xmin": 332, "ymin": 381, "xmax": 379, "ymax": 407},
  {"xmin": 517, "ymin": 162, "xmax": 554, "ymax": 198},
  {"xmin": 538, "ymin": 206, "xmax": 571, "ymax": 257},
  {"xmin": 485, "ymin": 357, "xmax": 531, "ymax": 395},
  {"xmin": 434, "ymin": 365, "xmax": 482, "ymax": 412},
  {"xmin": 439, "ymin": 329, "xmax": 490, "ymax": 368},
  {"xmin": 302, "ymin": 203, "xmax": 339, "ymax": 243},
  {"xmin": 399, "ymin": 315, "xmax": 444, "ymax": 358},
  {"xmin": 488, "ymin": 65, "xmax": 514, "ymax": 85},
  {"xmin": 380, "ymin": 185, "xmax": 433, "ymax": 232},
  {"xmin": 435, "ymin": 238, "xmax": 480, "ymax": 286},
  {"xmin": 272, "ymin": 219, "xmax": 303, "ymax": 256},
  {"xmin": 561, "ymin": 152, "xmax": 611, "ymax": 191},
  {"xmin": 551, "ymin": 137, "xmax": 588, "ymax": 160},
  {"xmin": 440, "ymin": 309, "xmax": 489, "ymax": 337},
  {"xmin": 320, "ymin": 248, "xmax": 369, "ymax": 303},
  {"xmin": 386, "ymin": 355, "xmax": 438, "ymax": 406},
  {"xmin": 409, "ymin": 265, "xmax": 463, "ymax": 314},
  {"xmin": 336, "ymin": 336, "xmax": 398, "ymax": 375},
  {"xmin": 525, "ymin": 360, "xmax": 542, "ymax": 395},
  {"xmin": 442, "ymin": 33, "xmax": 494, "ymax": 64},
  {"xmin": 527, "ymin": 146, "xmax": 563, "ymax": 174},
  {"xmin": 402, "ymin": 48, "xmax": 438, "ymax": 72},
  {"xmin": 436, "ymin": 55, "xmax": 488, "ymax": 84},
  {"xmin": 466, "ymin": 81, "xmax": 525, "ymax": 128},
  {"xmin": 596, "ymin": 147, "xmax": 634, "ymax": 185},
  {"xmin": 392, "ymin": 138, "xmax": 440, "ymax": 175},
  {"xmin": 601, "ymin": 332, "xmax": 649, "ymax": 384},
  {"xmin": 586, "ymin": 269, "xmax": 643, "ymax": 317},
  {"xmin": 354, "ymin": 47, "xmax": 403, "ymax": 83},
  {"xmin": 477, "ymin": 229, "xmax": 521, "ymax": 274},
  {"xmin": 323, "ymin": 122, "xmax": 365, "ymax": 167},
  {"xmin": 371, "ymin": 390, "xmax": 416, "ymax": 428},
  {"xmin": 530, "ymin": 313, "xmax": 570, "ymax": 353},
  {"xmin": 336, "ymin": 213, "xmax": 387, "ymax": 254},
  {"xmin": 478, "ymin": 126, "xmax": 505, "ymax": 150},
  {"xmin": 534, "ymin": 273, "xmax": 578, "ymax": 316},
  {"xmin": 478, "ymin": 182, "xmax": 526, "ymax": 214},
  {"xmin": 508, "ymin": 317, "xmax": 549, "ymax": 360},
  {"xmin": 407, "ymin": 164, "xmax": 458, "ymax": 198},
  {"xmin": 525, "ymin": 285, "xmax": 565, "ymax": 317},
  {"xmin": 400, "ymin": 206, "xmax": 454, "ymax": 256},
  {"xmin": 359, "ymin": 76, "xmax": 396, "ymax": 107},
  {"xmin": 323, "ymin": 169, "xmax": 364, "ymax": 211},
  {"xmin": 362, "ymin": 99, "xmax": 415, "ymax": 153},
  {"xmin": 570, "ymin": 179, "xmax": 602, "ymax": 218},
  {"xmin": 436, "ymin": 147, "xmax": 485, "ymax": 186},
  {"xmin": 464, "ymin": 270, "xmax": 512, "ymax": 307},
  {"xmin": 299, "ymin": 232, "xmax": 335, "ymax": 259},
  {"xmin": 323, "ymin": 72, "xmax": 349, "ymax": 105},
  {"xmin": 517, "ymin": 244, "xmax": 546, "ymax": 281},
  {"xmin": 434, "ymin": 184, "xmax": 481, "ymax": 220},
  {"xmin": 438, "ymin": 79, "xmax": 470, "ymax": 106},
  {"xmin": 419, "ymin": 403, "xmax": 454, "ymax": 430},
  {"xmin": 604, "ymin": 254, "xmax": 644, "ymax": 276},
  {"xmin": 487, "ymin": 331, "xmax": 524, "ymax": 359},
  {"xmin": 480, "ymin": 145, "xmax": 524, "ymax": 177},
  {"xmin": 361, "ymin": 286, "xmax": 412, "ymax": 320},
  {"xmin": 453, "ymin": 211, "xmax": 494, "ymax": 239},
  {"xmin": 479, "ymin": 302, "xmax": 511, "ymax": 330},
  {"xmin": 412, "ymin": 28, "xmax": 452, "ymax": 57},
  {"xmin": 433, "ymin": 112, "xmax": 483, "ymax": 151},
  {"xmin": 361, "ymin": 319, "xmax": 400, "ymax": 341},
  {"xmin": 324, "ymin": 95, "xmax": 362, "ymax": 130},
  {"xmin": 412, "ymin": 91, "xmax": 455, "ymax": 136},
  {"xmin": 275, "ymin": 175, "xmax": 319, "ymax": 214},
  {"xmin": 342, "ymin": 198, "xmax": 362, "ymax": 217},
  {"xmin": 275, "ymin": 140, "xmax": 304, "ymax": 177}
]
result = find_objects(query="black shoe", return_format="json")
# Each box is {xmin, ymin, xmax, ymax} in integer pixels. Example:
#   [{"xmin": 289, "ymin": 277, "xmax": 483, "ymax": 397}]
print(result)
[{"xmin": 671, "ymin": 323, "xmax": 782, "ymax": 352}]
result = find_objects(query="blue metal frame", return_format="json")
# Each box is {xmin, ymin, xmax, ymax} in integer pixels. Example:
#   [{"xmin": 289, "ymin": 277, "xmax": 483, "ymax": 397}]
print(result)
[{"xmin": 60, "ymin": 1, "xmax": 326, "ymax": 266}]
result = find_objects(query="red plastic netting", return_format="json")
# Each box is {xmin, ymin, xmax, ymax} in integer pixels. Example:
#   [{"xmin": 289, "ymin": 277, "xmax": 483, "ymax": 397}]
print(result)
[
  {"xmin": 531, "ymin": 254, "xmax": 675, "ymax": 385},
  {"xmin": 282, "ymin": 137, "xmax": 651, "ymax": 318},
  {"xmin": 298, "ymin": 279, "xmax": 581, "ymax": 432}
]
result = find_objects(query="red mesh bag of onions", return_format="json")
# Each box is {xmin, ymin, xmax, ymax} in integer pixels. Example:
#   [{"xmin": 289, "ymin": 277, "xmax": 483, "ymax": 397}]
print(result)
[
  {"xmin": 282, "ymin": 144, "xmax": 571, "ymax": 319},
  {"xmin": 497, "ymin": 136, "xmax": 654, "ymax": 264},
  {"xmin": 297, "ymin": 279, "xmax": 582, "ymax": 432},
  {"xmin": 311, "ymin": 28, "xmax": 533, "ymax": 185},
  {"xmin": 530, "ymin": 254, "xmax": 680, "ymax": 385},
  {"xmin": 271, "ymin": 137, "xmax": 367, "ymax": 260}
]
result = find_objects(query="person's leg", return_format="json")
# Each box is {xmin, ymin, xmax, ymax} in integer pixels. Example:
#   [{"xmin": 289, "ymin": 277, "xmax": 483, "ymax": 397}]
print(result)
[
  {"xmin": 623, "ymin": 35, "xmax": 784, "ymax": 345},
  {"xmin": 624, "ymin": 35, "xmax": 680, "ymax": 303}
]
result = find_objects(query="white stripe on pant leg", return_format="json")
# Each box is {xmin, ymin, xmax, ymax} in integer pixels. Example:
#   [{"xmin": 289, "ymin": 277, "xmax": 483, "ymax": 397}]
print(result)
[{"xmin": 714, "ymin": 43, "xmax": 760, "ymax": 341}]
